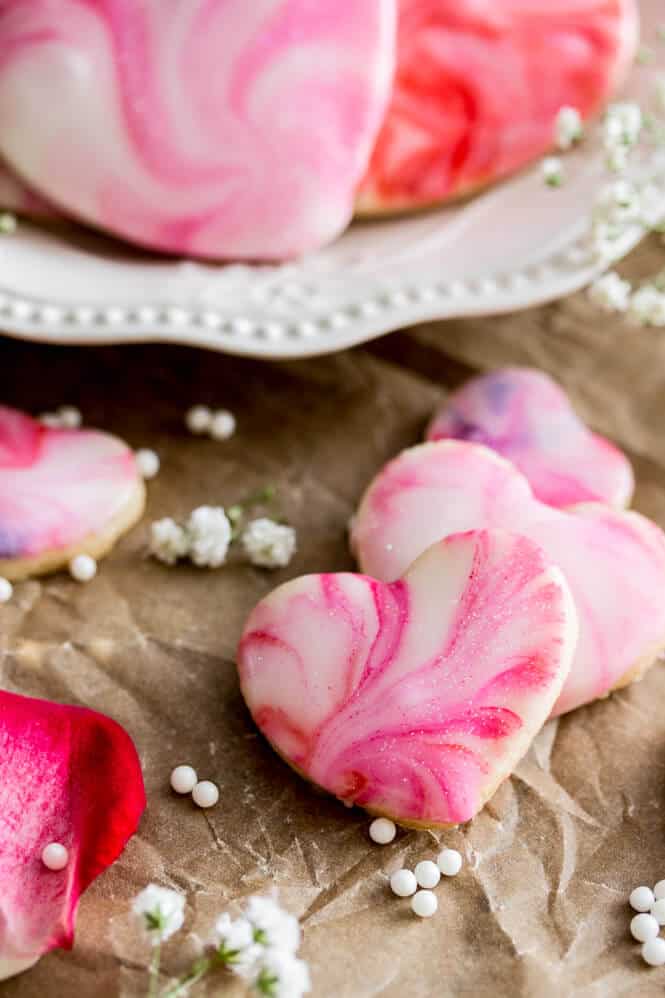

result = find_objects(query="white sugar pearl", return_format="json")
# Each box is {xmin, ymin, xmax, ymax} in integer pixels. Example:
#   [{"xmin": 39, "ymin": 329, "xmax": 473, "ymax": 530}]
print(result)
[
  {"xmin": 631, "ymin": 913, "xmax": 660, "ymax": 942},
  {"xmin": 415, "ymin": 860, "xmax": 441, "ymax": 889},
  {"xmin": 209, "ymin": 410, "xmax": 236, "ymax": 441},
  {"xmin": 390, "ymin": 869, "xmax": 418, "ymax": 898},
  {"xmin": 135, "ymin": 448, "xmax": 160, "ymax": 479},
  {"xmin": 69, "ymin": 554, "xmax": 97, "ymax": 582},
  {"xmin": 651, "ymin": 898, "xmax": 665, "ymax": 925},
  {"xmin": 630, "ymin": 886, "xmax": 655, "ymax": 912},
  {"xmin": 186, "ymin": 405, "xmax": 213, "ymax": 434},
  {"xmin": 437, "ymin": 848, "xmax": 463, "ymax": 877},
  {"xmin": 41, "ymin": 842, "xmax": 69, "ymax": 871},
  {"xmin": 654, "ymin": 880, "xmax": 665, "ymax": 900},
  {"xmin": 170, "ymin": 765, "xmax": 198, "ymax": 795},
  {"xmin": 642, "ymin": 937, "xmax": 665, "ymax": 967},
  {"xmin": 0, "ymin": 577, "xmax": 13, "ymax": 603},
  {"xmin": 369, "ymin": 818, "xmax": 396, "ymax": 845},
  {"xmin": 192, "ymin": 780, "xmax": 219, "ymax": 808},
  {"xmin": 411, "ymin": 890, "xmax": 438, "ymax": 918},
  {"xmin": 57, "ymin": 406, "xmax": 81, "ymax": 429}
]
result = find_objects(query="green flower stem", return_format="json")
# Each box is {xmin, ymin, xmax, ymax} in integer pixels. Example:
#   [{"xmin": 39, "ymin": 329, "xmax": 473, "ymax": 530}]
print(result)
[
  {"xmin": 159, "ymin": 957, "xmax": 213, "ymax": 998},
  {"xmin": 147, "ymin": 942, "xmax": 162, "ymax": 998}
]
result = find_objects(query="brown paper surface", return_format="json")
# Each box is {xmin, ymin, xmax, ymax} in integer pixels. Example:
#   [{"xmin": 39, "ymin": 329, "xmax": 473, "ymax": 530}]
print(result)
[{"xmin": 3, "ymin": 238, "xmax": 665, "ymax": 998}]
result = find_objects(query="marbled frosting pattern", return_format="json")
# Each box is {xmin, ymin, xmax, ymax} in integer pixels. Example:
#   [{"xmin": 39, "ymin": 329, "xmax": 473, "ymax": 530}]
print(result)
[
  {"xmin": 239, "ymin": 529, "xmax": 576, "ymax": 827},
  {"xmin": 427, "ymin": 368, "xmax": 634, "ymax": 509},
  {"xmin": 351, "ymin": 441, "xmax": 665, "ymax": 716},
  {"xmin": 0, "ymin": 406, "xmax": 141, "ymax": 569},
  {"xmin": 358, "ymin": 0, "xmax": 638, "ymax": 212},
  {"xmin": 0, "ymin": 0, "xmax": 395, "ymax": 259}
]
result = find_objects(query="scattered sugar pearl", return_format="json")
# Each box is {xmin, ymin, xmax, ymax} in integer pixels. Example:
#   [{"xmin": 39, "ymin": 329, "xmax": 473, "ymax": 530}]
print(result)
[
  {"xmin": 58, "ymin": 406, "xmax": 82, "ymax": 429},
  {"xmin": 390, "ymin": 869, "xmax": 417, "ymax": 898},
  {"xmin": 631, "ymin": 913, "xmax": 660, "ymax": 942},
  {"xmin": 437, "ymin": 848, "xmax": 463, "ymax": 877},
  {"xmin": 69, "ymin": 554, "xmax": 97, "ymax": 582},
  {"xmin": 135, "ymin": 448, "xmax": 160, "ymax": 479},
  {"xmin": 654, "ymin": 880, "xmax": 665, "ymax": 900},
  {"xmin": 630, "ymin": 886, "xmax": 655, "ymax": 912},
  {"xmin": 192, "ymin": 780, "xmax": 219, "ymax": 808},
  {"xmin": 642, "ymin": 937, "xmax": 665, "ymax": 967},
  {"xmin": 41, "ymin": 843, "xmax": 69, "ymax": 871},
  {"xmin": 210, "ymin": 410, "xmax": 236, "ymax": 441},
  {"xmin": 170, "ymin": 765, "xmax": 198, "ymax": 795},
  {"xmin": 414, "ymin": 860, "xmax": 441, "ymax": 889},
  {"xmin": 0, "ymin": 577, "xmax": 13, "ymax": 604},
  {"xmin": 411, "ymin": 890, "xmax": 438, "ymax": 918},
  {"xmin": 186, "ymin": 405, "xmax": 213, "ymax": 435},
  {"xmin": 369, "ymin": 818, "xmax": 396, "ymax": 845},
  {"xmin": 651, "ymin": 898, "xmax": 665, "ymax": 925}
]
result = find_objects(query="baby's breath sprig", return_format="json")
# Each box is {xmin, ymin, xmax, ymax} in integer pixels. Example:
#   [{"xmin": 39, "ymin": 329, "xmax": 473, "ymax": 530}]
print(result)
[{"xmin": 131, "ymin": 887, "xmax": 310, "ymax": 998}]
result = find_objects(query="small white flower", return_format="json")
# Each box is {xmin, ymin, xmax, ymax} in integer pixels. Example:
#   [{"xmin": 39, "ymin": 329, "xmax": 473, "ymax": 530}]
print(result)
[
  {"xmin": 656, "ymin": 75, "xmax": 665, "ymax": 115},
  {"xmin": 603, "ymin": 101, "xmax": 643, "ymax": 150},
  {"xmin": 554, "ymin": 106, "xmax": 583, "ymax": 150},
  {"xmin": 214, "ymin": 913, "xmax": 264, "ymax": 978},
  {"xmin": 0, "ymin": 212, "xmax": 17, "ymax": 234},
  {"xmin": 187, "ymin": 505, "xmax": 232, "ymax": 567},
  {"xmin": 541, "ymin": 156, "xmax": 564, "ymax": 187},
  {"xmin": 606, "ymin": 144, "xmax": 630, "ymax": 173},
  {"xmin": 587, "ymin": 271, "xmax": 632, "ymax": 313},
  {"xmin": 242, "ymin": 518, "xmax": 296, "ymax": 569},
  {"xmin": 255, "ymin": 951, "xmax": 311, "ymax": 998},
  {"xmin": 132, "ymin": 884, "xmax": 185, "ymax": 944},
  {"xmin": 628, "ymin": 285, "xmax": 665, "ymax": 327},
  {"xmin": 593, "ymin": 179, "xmax": 641, "ymax": 227},
  {"xmin": 246, "ymin": 896, "xmax": 301, "ymax": 954},
  {"xmin": 150, "ymin": 517, "xmax": 190, "ymax": 564}
]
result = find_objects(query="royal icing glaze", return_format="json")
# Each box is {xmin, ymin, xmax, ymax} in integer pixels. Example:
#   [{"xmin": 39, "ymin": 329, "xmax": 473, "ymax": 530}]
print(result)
[
  {"xmin": 426, "ymin": 368, "xmax": 634, "ymax": 509},
  {"xmin": 351, "ymin": 441, "xmax": 665, "ymax": 717},
  {"xmin": 0, "ymin": 405, "xmax": 144, "ymax": 579},
  {"xmin": 239, "ymin": 529, "xmax": 576, "ymax": 827},
  {"xmin": 0, "ymin": 1, "xmax": 395, "ymax": 259},
  {"xmin": 357, "ymin": 0, "xmax": 637, "ymax": 213}
]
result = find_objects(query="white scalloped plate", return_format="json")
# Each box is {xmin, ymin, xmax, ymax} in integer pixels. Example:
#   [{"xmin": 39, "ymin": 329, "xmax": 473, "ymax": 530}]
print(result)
[{"xmin": 0, "ymin": 5, "xmax": 662, "ymax": 359}]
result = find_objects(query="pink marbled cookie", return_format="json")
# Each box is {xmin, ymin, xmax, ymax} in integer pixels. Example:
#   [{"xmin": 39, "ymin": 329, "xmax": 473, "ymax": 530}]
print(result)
[
  {"xmin": 351, "ymin": 441, "xmax": 665, "ymax": 717},
  {"xmin": 0, "ymin": 406, "xmax": 145, "ymax": 580},
  {"xmin": 0, "ymin": 1, "xmax": 395, "ymax": 260},
  {"xmin": 0, "ymin": 157, "xmax": 56, "ymax": 219},
  {"xmin": 426, "ymin": 368, "xmax": 633, "ymax": 509},
  {"xmin": 238, "ymin": 529, "xmax": 576, "ymax": 827}
]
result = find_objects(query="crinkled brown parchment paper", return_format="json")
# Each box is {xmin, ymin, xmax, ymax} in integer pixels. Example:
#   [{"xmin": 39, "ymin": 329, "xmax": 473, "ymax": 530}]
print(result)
[{"xmin": 3, "ymin": 237, "xmax": 665, "ymax": 998}]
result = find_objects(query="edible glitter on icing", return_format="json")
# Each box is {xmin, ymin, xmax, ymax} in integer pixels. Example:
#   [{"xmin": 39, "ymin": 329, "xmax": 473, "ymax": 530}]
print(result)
[{"xmin": 238, "ymin": 529, "xmax": 576, "ymax": 826}]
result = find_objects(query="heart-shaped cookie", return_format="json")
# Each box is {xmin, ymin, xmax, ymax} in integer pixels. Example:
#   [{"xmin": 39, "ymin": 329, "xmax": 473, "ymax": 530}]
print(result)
[
  {"xmin": 0, "ymin": 406, "xmax": 145, "ymax": 580},
  {"xmin": 239, "ymin": 529, "xmax": 576, "ymax": 828},
  {"xmin": 357, "ymin": 0, "xmax": 637, "ymax": 213},
  {"xmin": 0, "ymin": 1, "xmax": 395, "ymax": 259},
  {"xmin": 0, "ymin": 690, "xmax": 145, "ymax": 980},
  {"xmin": 351, "ymin": 441, "xmax": 665, "ymax": 716},
  {"xmin": 426, "ymin": 368, "xmax": 633, "ymax": 509}
]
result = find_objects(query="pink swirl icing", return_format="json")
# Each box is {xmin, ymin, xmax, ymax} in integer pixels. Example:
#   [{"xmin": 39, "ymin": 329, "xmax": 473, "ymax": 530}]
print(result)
[
  {"xmin": 426, "ymin": 368, "xmax": 634, "ymax": 509},
  {"xmin": 358, "ymin": 0, "xmax": 638, "ymax": 212},
  {"xmin": 0, "ymin": 156, "xmax": 55, "ymax": 218},
  {"xmin": 239, "ymin": 529, "xmax": 576, "ymax": 826},
  {"xmin": 0, "ymin": 1, "xmax": 395, "ymax": 259},
  {"xmin": 352, "ymin": 441, "xmax": 665, "ymax": 716},
  {"xmin": 0, "ymin": 405, "xmax": 141, "ymax": 566}
]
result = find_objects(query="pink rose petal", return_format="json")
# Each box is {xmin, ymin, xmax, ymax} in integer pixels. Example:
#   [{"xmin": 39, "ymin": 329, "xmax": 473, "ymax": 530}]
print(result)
[
  {"xmin": 239, "ymin": 529, "xmax": 576, "ymax": 827},
  {"xmin": 0, "ymin": 690, "xmax": 145, "ymax": 978}
]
